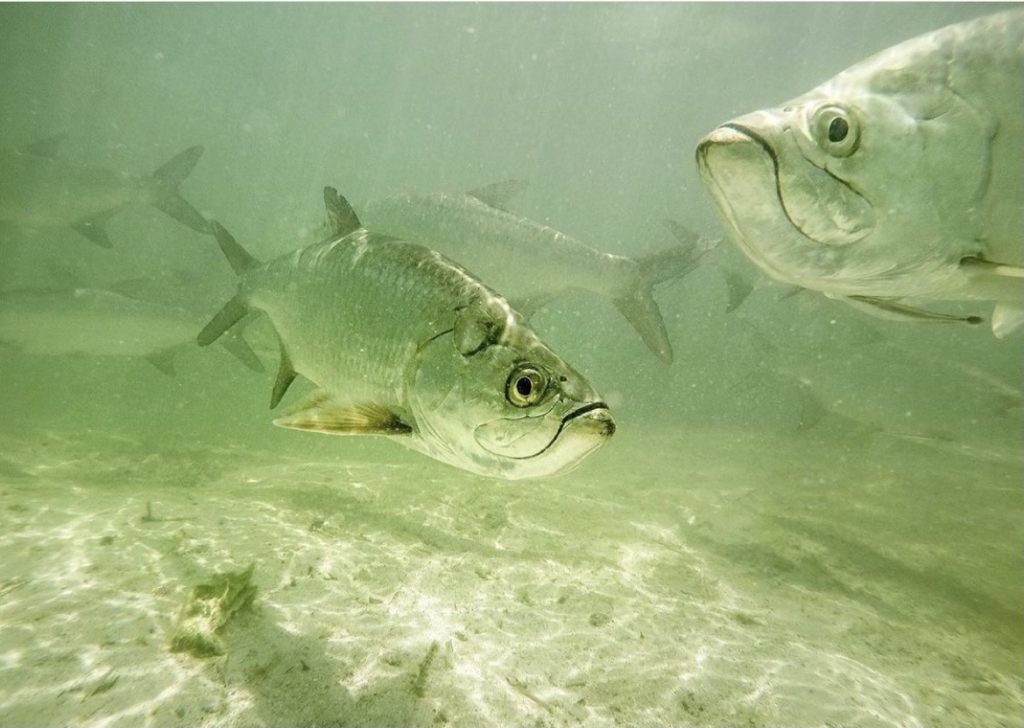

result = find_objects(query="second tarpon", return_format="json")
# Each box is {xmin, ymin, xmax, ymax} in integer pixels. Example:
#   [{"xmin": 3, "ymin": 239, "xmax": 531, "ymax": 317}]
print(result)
[{"xmin": 360, "ymin": 183, "xmax": 717, "ymax": 363}]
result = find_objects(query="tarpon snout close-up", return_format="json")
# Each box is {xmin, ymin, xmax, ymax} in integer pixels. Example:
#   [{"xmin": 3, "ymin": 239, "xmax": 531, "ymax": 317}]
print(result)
[{"xmin": 697, "ymin": 9, "xmax": 1024, "ymax": 337}]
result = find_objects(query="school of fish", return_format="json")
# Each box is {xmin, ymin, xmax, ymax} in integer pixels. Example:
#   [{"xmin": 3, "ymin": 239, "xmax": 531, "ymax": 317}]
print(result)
[{"xmin": 1, "ymin": 9, "xmax": 1020, "ymax": 478}]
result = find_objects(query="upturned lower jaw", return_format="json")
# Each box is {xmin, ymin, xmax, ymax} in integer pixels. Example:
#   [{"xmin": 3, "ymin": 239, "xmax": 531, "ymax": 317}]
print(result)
[{"xmin": 563, "ymin": 402, "xmax": 615, "ymax": 437}]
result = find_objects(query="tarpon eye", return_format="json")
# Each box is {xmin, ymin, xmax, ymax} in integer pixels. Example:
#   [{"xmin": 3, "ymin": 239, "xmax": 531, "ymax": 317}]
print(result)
[
  {"xmin": 811, "ymin": 104, "xmax": 859, "ymax": 157},
  {"xmin": 506, "ymin": 366, "xmax": 547, "ymax": 407}
]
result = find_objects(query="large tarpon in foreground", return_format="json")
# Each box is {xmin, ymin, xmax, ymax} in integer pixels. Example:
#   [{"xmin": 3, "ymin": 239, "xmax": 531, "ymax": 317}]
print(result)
[
  {"xmin": 697, "ymin": 10, "xmax": 1024, "ymax": 337},
  {"xmin": 198, "ymin": 188, "xmax": 614, "ymax": 480},
  {"xmin": 0, "ymin": 136, "xmax": 210, "ymax": 246},
  {"xmin": 360, "ymin": 184, "xmax": 717, "ymax": 363}
]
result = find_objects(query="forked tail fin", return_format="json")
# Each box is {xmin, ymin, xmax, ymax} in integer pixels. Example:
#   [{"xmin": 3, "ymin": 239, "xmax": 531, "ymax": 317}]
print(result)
[
  {"xmin": 149, "ymin": 146, "xmax": 210, "ymax": 234},
  {"xmin": 209, "ymin": 220, "xmax": 260, "ymax": 275},
  {"xmin": 197, "ymin": 221, "xmax": 262, "ymax": 347},
  {"xmin": 612, "ymin": 224, "xmax": 719, "ymax": 364}
]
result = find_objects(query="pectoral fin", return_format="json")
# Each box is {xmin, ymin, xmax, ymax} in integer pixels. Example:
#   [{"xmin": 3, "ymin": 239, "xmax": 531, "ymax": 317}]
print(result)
[
  {"xmin": 721, "ymin": 268, "xmax": 754, "ymax": 313},
  {"xmin": 273, "ymin": 391, "xmax": 412, "ymax": 435},
  {"xmin": 959, "ymin": 257, "xmax": 1024, "ymax": 338},
  {"xmin": 845, "ymin": 295, "xmax": 983, "ymax": 325},
  {"xmin": 992, "ymin": 303, "xmax": 1024, "ymax": 339}
]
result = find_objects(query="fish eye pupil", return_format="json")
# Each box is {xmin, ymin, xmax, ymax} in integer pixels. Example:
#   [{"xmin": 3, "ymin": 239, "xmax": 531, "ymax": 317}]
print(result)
[
  {"xmin": 828, "ymin": 116, "xmax": 849, "ymax": 143},
  {"xmin": 507, "ymin": 366, "xmax": 546, "ymax": 407}
]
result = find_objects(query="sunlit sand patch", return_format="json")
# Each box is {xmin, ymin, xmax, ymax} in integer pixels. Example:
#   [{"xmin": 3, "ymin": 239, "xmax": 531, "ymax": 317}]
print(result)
[{"xmin": 0, "ymin": 427, "xmax": 1020, "ymax": 726}]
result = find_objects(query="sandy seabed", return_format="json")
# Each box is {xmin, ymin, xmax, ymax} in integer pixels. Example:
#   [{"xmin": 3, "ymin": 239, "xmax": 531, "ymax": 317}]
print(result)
[{"xmin": 0, "ymin": 424, "xmax": 1021, "ymax": 728}]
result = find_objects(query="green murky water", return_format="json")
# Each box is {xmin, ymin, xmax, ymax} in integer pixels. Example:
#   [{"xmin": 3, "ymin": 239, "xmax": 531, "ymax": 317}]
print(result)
[{"xmin": 1, "ymin": 4, "xmax": 1021, "ymax": 726}]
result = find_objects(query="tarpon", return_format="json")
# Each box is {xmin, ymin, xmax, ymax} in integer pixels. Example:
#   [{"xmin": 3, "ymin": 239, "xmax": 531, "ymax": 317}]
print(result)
[
  {"xmin": 696, "ymin": 9, "xmax": 1024, "ymax": 337},
  {"xmin": 0, "ymin": 286, "xmax": 260, "ymax": 375},
  {"xmin": 360, "ymin": 184, "xmax": 717, "ymax": 363},
  {"xmin": 198, "ymin": 188, "xmax": 614, "ymax": 479},
  {"xmin": 0, "ymin": 135, "xmax": 210, "ymax": 246}
]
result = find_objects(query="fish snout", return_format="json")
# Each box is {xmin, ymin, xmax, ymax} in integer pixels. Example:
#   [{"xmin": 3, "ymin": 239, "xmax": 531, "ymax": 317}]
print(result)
[
  {"xmin": 698, "ymin": 124, "xmax": 756, "ymax": 153},
  {"xmin": 564, "ymin": 402, "xmax": 616, "ymax": 438}
]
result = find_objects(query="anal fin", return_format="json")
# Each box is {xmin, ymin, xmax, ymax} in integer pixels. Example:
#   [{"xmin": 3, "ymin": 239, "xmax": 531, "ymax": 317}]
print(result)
[
  {"xmin": 219, "ymin": 330, "xmax": 264, "ymax": 373},
  {"xmin": 273, "ymin": 392, "xmax": 412, "ymax": 435},
  {"xmin": 270, "ymin": 339, "xmax": 297, "ymax": 409}
]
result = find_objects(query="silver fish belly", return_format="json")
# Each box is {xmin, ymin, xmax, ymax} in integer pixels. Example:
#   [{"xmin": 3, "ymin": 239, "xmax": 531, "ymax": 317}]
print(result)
[
  {"xmin": 696, "ymin": 9, "xmax": 1024, "ymax": 337},
  {"xmin": 199, "ymin": 191, "xmax": 614, "ymax": 480},
  {"xmin": 361, "ymin": 188, "xmax": 714, "ymax": 363}
]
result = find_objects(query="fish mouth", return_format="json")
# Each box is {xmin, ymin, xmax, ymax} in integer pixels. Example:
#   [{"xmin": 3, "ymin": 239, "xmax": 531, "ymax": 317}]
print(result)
[
  {"xmin": 472, "ymin": 399, "xmax": 614, "ymax": 474},
  {"xmin": 515, "ymin": 401, "xmax": 614, "ymax": 460},
  {"xmin": 697, "ymin": 124, "xmax": 805, "ymax": 279},
  {"xmin": 520, "ymin": 400, "xmax": 614, "ymax": 475},
  {"xmin": 555, "ymin": 401, "xmax": 615, "ymax": 440},
  {"xmin": 697, "ymin": 122, "xmax": 873, "ymax": 251},
  {"xmin": 698, "ymin": 124, "xmax": 803, "ymax": 238}
]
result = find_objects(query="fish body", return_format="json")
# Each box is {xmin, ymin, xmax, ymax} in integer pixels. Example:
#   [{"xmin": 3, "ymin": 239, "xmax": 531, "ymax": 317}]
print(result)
[
  {"xmin": 199, "ymin": 190, "xmax": 614, "ymax": 480},
  {"xmin": 697, "ymin": 9, "xmax": 1024, "ymax": 336},
  {"xmin": 0, "ymin": 286, "xmax": 260, "ymax": 375},
  {"xmin": 0, "ymin": 139, "xmax": 210, "ymax": 246},
  {"xmin": 0, "ymin": 287, "xmax": 200, "ymax": 375},
  {"xmin": 361, "ymin": 186, "xmax": 715, "ymax": 363}
]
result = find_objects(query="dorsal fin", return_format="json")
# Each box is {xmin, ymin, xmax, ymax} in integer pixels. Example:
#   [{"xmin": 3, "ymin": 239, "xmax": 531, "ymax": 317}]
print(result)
[
  {"xmin": 467, "ymin": 180, "xmax": 527, "ymax": 211},
  {"xmin": 209, "ymin": 221, "xmax": 260, "ymax": 275},
  {"xmin": 323, "ymin": 187, "xmax": 361, "ymax": 237}
]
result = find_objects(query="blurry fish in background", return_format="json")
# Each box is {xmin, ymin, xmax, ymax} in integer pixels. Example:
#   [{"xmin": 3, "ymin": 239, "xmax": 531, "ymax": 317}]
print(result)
[
  {"xmin": 697, "ymin": 9, "xmax": 1024, "ymax": 337},
  {"xmin": 0, "ymin": 135, "xmax": 210, "ymax": 247},
  {"xmin": 360, "ymin": 182, "xmax": 719, "ymax": 363},
  {"xmin": 732, "ymin": 313, "xmax": 1024, "ymax": 466},
  {"xmin": 198, "ymin": 187, "xmax": 614, "ymax": 480},
  {"xmin": 0, "ymin": 284, "xmax": 261, "ymax": 376}
]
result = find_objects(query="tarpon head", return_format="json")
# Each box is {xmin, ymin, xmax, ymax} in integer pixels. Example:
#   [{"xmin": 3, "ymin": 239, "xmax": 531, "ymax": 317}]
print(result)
[
  {"xmin": 696, "ymin": 55, "xmax": 994, "ymax": 299},
  {"xmin": 408, "ymin": 294, "xmax": 614, "ymax": 480}
]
